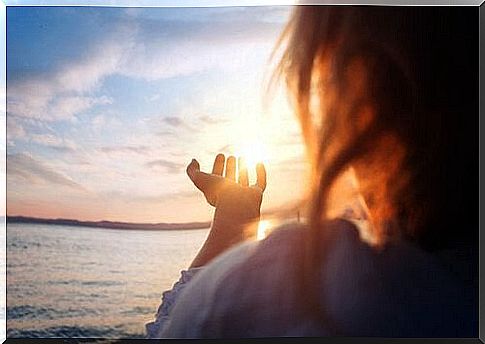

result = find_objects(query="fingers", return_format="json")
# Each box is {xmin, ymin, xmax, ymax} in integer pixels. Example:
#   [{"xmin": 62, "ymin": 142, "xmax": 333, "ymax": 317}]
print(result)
[
  {"xmin": 238, "ymin": 157, "xmax": 249, "ymax": 187},
  {"xmin": 255, "ymin": 162, "xmax": 267, "ymax": 192},
  {"xmin": 211, "ymin": 153, "xmax": 225, "ymax": 176},
  {"xmin": 188, "ymin": 155, "xmax": 266, "ymax": 195},
  {"xmin": 225, "ymin": 155, "xmax": 236, "ymax": 181}
]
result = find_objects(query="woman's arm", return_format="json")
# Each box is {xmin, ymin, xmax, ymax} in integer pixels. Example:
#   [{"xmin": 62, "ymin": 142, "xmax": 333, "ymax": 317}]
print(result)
[
  {"xmin": 186, "ymin": 154, "xmax": 266, "ymax": 268},
  {"xmin": 146, "ymin": 154, "xmax": 266, "ymax": 338}
]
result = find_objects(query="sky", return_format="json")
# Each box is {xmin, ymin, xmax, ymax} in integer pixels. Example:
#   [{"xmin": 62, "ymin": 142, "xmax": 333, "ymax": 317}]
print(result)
[{"xmin": 6, "ymin": 5, "xmax": 310, "ymax": 223}]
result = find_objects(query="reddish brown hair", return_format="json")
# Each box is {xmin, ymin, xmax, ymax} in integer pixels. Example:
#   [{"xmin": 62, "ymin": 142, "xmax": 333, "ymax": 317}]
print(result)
[{"xmin": 277, "ymin": 6, "xmax": 478, "ymax": 332}]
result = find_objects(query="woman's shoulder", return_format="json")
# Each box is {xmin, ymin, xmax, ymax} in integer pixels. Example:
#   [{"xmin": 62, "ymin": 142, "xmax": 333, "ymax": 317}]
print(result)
[
  {"xmin": 200, "ymin": 219, "xmax": 471, "ymax": 336},
  {"xmin": 161, "ymin": 219, "xmax": 472, "ymax": 337},
  {"xmin": 184, "ymin": 219, "xmax": 363, "ymax": 337},
  {"xmin": 184, "ymin": 218, "xmax": 359, "ymax": 289},
  {"xmin": 245, "ymin": 218, "xmax": 361, "ymax": 268}
]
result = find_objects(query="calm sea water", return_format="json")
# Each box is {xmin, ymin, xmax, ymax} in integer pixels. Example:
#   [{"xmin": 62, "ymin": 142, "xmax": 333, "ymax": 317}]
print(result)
[{"xmin": 7, "ymin": 223, "xmax": 209, "ymax": 338}]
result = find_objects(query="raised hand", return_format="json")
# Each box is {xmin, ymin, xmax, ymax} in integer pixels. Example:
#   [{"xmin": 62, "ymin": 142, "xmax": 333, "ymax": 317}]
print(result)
[
  {"xmin": 187, "ymin": 153, "xmax": 267, "ymax": 268},
  {"xmin": 186, "ymin": 153, "xmax": 266, "ymax": 208}
]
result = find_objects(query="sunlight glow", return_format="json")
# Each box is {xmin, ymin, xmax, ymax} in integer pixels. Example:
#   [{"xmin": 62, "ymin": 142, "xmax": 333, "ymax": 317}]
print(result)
[
  {"xmin": 230, "ymin": 111, "xmax": 270, "ymax": 171},
  {"xmin": 237, "ymin": 140, "xmax": 268, "ymax": 170},
  {"xmin": 256, "ymin": 220, "xmax": 271, "ymax": 240}
]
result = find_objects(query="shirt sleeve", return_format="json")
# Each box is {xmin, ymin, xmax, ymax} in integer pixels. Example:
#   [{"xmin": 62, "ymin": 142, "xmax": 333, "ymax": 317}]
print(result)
[
  {"xmin": 145, "ymin": 267, "xmax": 203, "ymax": 338},
  {"xmin": 157, "ymin": 240, "xmax": 259, "ymax": 338}
]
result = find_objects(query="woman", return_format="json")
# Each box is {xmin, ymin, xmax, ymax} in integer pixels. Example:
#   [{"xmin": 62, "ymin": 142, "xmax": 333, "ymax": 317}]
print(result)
[{"xmin": 146, "ymin": 6, "xmax": 477, "ymax": 338}]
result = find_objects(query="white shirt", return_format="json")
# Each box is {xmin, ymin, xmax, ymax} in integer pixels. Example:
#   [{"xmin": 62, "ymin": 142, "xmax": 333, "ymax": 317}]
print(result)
[{"xmin": 146, "ymin": 220, "xmax": 476, "ymax": 338}]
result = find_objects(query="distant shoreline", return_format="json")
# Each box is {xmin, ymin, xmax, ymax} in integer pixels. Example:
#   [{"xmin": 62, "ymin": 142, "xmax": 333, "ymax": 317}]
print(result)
[{"xmin": 6, "ymin": 216, "xmax": 211, "ymax": 231}]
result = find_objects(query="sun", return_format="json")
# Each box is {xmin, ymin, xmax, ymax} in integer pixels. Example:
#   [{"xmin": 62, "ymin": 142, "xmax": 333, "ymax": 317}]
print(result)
[{"xmin": 237, "ymin": 140, "xmax": 268, "ymax": 170}]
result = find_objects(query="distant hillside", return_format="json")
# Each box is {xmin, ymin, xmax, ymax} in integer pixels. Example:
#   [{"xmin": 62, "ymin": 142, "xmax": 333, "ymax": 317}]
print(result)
[{"xmin": 7, "ymin": 216, "xmax": 211, "ymax": 231}]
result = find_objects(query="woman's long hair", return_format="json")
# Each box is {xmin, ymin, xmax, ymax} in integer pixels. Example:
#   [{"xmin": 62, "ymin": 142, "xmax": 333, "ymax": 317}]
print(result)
[{"xmin": 276, "ymin": 6, "xmax": 478, "ymax": 333}]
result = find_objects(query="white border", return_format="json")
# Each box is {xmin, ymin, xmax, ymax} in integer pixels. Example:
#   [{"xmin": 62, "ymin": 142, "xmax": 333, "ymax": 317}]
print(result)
[
  {"xmin": 3, "ymin": 0, "xmax": 484, "ymax": 7},
  {"xmin": 1, "ymin": 0, "xmax": 481, "ymax": 342}
]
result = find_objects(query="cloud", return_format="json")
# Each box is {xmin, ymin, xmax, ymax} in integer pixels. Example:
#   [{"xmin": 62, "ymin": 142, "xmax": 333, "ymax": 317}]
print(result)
[
  {"xmin": 217, "ymin": 144, "xmax": 235, "ymax": 152},
  {"xmin": 118, "ymin": 11, "xmax": 287, "ymax": 80},
  {"xmin": 7, "ymin": 116, "xmax": 79, "ymax": 152},
  {"xmin": 7, "ymin": 78, "xmax": 116, "ymax": 122},
  {"xmin": 98, "ymin": 145, "xmax": 151, "ymax": 156},
  {"xmin": 127, "ymin": 189, "xmax": 200, "ymax": 203},
  {"xmin": 7, "ymin": 21, "xmax": 135, "ymax": 122},
  {"xmin": 55, "ymin": 40, "xmax": 130, "ymax": 94},
  {"xmin": 7, "ymin": 7, "xmax": 287, "ymax": 123},
  {"xmin": 198, "ymin": 115, "xmax": 229, "ymax": 125},
  {"xmin": 29, "ymin": 134, "xmax": 78, "ymax": 152},
  {"xmin": 156, "ymin": 130, "xmax": 176, "ymax": 137},
  {"xmin": 141, "ymin": 115, "xmax": 191, "ymax": 136},
  {"xmin": 6, "ymin": 117, "xmax": 26, "ymax": 145},
  {"xmin": 7, "ymin": 153, "xmax": 86, "ymax": 191},
  {"xmin": 90, "ymin": 113, "xmax": 122, "ymax": 132},
  {"xmin": 162, "ymin": 116, "xmax": 185, "ymax": 127},
  {"xmin": 5, "ymin": 7, "xmax": 296, "ymax": 223},
  {"xmin": 49, "ymin": 96, "xmax": 113, "ymax": 121},
  {"xmin": 145, "ymin": 159, "xmax": 185, "ymax": 174},
  {"xmin": 91, "ymin": 114, "xmax": 106, "ymax": 130}
]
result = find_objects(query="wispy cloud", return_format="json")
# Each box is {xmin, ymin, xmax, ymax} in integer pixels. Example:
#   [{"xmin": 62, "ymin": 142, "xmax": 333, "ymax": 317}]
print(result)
[
  {"xmin": 217, "ymin": 144, "xmax": 235, "ymax": 152},
  {"xmin": 162, "ymin": 116, "xmax": 186, "ymax": 128},
  {"xmin": 98, "ymin": 145, "xmax": 151, "ymax": 156},
  {"xmin": 128, "ymin": 189, "xmax": 200, "ymax": 203},
  {"xmin": 6, "ymin": 117, "xmax": 25, "ymax": 145},
  {"xmin": 30, "ymin": 134, "xmax": 78, "ymax": 152},
  {"xmin": 7, "ymin": 21, "xmax": 135, "ymax": 122},
  {"xmin": 49, "ymin": 96, "xmax": 113, "ymax": 121},
  {"xmin": 7, "ymin": 7, "xmax": 287, "ymax": 127},
  {"xmin": 118, "ymin": 9, "xmax": 288, "ymax": 80},
  {"xmin": 156, "ymin": 130, "xmax": 176, "ymax": 137},
  {"xmin": 8, "ymin": 74, "xmax": 117, "ymax": 122},
  {"xmin": 7, "ymin": 154, "xmax": 86, "ymax": 191},
  {"xmin": 5, "ymin": 6, "xmax": 299, "ymax": 223},
  {"xmin": 198, "ymin": 115, "xmax": 229, "ymax": 125},
  {"xmin": 145, "ymin": 159, "xmax": 185, "ymax": 174}
]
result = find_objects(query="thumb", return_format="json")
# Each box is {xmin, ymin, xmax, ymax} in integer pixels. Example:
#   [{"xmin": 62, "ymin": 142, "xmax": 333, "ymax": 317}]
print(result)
[
  {"xmin": 186, "ymin": 158, "xmax": 200, "ymax": 183},
  {"xmin": 186, "ymin": 159, "xmax": 215, "ymax": 194}
]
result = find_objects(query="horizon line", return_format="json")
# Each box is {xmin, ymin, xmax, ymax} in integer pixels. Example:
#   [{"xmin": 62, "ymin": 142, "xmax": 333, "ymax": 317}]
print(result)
[{"xmin": 6, "ymin": 214, "xmax": 212, "ymax": 225}]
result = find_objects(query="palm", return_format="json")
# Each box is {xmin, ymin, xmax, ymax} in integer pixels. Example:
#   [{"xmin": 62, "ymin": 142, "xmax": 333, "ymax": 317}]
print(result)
[{"xmin": 186, "ymin": 154, "xmax": 266, "ymax": 207}]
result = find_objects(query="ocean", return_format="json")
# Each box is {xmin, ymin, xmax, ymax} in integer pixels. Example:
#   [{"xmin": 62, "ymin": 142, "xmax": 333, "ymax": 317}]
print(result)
[{"xmin": 6, "ymin": 223, "xmax": 209, "ymax": 338}]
